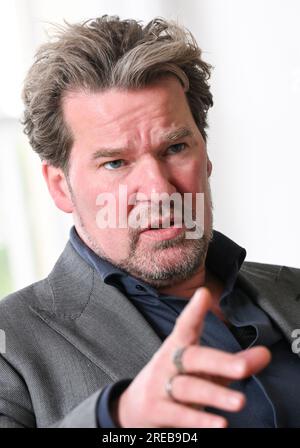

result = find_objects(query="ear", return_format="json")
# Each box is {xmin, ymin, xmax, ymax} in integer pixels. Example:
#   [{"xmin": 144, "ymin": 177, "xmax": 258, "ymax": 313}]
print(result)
[
  {"xmin": 42, "ymin": 161, "xmax": 73, "ymax": 213},
  {"xmin": 207, "ymin": 158, "xmax": 213, "ymax": 178}
]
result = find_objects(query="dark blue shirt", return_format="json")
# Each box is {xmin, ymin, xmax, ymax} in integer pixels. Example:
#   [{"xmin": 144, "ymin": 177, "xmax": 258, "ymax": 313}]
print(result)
[{"xmin": 70, "ymin": 226, "xmax": 300, "ymax": 428}]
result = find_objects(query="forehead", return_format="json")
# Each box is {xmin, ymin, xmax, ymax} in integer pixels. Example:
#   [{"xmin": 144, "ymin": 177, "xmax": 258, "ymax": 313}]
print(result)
[{"xmin": 62, "ymin": 77, "xmax": 196, "ymax": 147}]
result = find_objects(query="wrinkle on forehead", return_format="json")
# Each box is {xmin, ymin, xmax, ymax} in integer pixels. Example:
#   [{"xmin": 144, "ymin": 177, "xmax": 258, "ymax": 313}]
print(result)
[{"xmin": 62, "ymin": 77, "xmax": 200, "ymax": 156}]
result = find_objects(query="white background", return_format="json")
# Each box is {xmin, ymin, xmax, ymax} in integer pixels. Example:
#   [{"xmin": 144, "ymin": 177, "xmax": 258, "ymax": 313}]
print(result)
[{"xmin": 0, "ymin": 0, "xmax": 299, "ymax": 293}]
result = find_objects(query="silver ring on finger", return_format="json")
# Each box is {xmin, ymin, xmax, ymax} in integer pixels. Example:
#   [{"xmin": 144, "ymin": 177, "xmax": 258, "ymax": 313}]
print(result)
[
  {"xmin": 172, "ymin": 345, "xmax": 189, "ymax": 374},
  {"xmin": 165, "ymin": 373, "xmax": 181, "ymax": 402}
]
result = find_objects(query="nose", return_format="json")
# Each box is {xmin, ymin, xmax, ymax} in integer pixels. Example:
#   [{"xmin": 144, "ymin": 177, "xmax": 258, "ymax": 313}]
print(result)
[{"xmin": 131, "ymin": 154, "xmax": 177, "ymax": 197}]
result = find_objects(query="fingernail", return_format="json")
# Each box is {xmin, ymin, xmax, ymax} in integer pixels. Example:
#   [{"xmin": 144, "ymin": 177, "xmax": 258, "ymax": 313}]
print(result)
[
  {"xmin": 234, "ymin": 360, "xmax": 246, "ymax": 374},
  {"xmin": 228, "ymin": 394, "xmax": 243, "ymax": 407}
]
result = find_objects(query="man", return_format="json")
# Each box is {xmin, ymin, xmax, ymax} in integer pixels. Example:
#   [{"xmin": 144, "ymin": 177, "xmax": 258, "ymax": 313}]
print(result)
[{"xmin": 0, "ymin": 15, "xmax": 299, "ymax": 428}]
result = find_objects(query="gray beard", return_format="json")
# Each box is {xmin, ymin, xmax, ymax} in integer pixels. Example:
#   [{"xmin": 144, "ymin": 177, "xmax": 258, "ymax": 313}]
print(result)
[
  {"xmin": 79, "ymin": 220, "xmax": 213, "ymax": 289},
  {"xmin": 117, "ymin": 228, "xmax": 213, "ymax": 288}
]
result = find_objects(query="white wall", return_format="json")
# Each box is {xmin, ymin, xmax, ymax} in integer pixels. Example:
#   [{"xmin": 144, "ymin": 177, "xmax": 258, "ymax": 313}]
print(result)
[
  {"xmin": 0, "ymin": 0, "xmax": 299, "ymax": 292},
  {"xmin": 192, "ymin": 0, "xmax": 300, "ymax": 267}
]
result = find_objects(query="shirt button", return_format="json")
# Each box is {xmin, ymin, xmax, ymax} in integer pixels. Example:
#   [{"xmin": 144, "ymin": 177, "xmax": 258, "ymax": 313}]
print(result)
[{"xmin": 136, "ymin": 285, "xmax": 146, "ymax": 291}]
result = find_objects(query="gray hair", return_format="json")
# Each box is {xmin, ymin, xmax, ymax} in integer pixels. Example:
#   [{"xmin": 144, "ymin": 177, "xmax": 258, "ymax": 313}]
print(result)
[{"xmin": 22, "ymin": 15, "xmax": 213, "ymax": 171}]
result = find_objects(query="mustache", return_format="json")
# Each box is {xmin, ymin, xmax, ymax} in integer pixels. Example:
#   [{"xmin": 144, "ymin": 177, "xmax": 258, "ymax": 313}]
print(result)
[{"xmin": 127, "ymin": 199, "xmax": 194, "ymax": 233}]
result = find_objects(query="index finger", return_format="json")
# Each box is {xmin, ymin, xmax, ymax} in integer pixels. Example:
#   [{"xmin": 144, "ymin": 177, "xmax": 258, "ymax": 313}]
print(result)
[{"xmin": 171, "ymin": 287, "xmax": 212, "ymax": 346}]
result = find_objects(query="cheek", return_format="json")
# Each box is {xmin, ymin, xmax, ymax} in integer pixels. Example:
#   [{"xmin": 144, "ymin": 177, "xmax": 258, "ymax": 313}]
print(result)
[
  {"xmin": 177, "ymin": 159, "xmax": 207, "ymax": 193},
  {"xmin": 73, "ymin": 175, "xmax": 102, "ymax": 217}
]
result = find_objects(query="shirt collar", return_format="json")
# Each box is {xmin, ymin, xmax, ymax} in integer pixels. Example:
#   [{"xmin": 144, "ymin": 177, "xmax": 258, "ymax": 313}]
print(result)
[
  {"xmin": 69, "ymin": 226, "xmax": 246, "ymax": 299},
  {"xmin": 206, "ymin": 230, "xmax": 246, "ymax": 299}
]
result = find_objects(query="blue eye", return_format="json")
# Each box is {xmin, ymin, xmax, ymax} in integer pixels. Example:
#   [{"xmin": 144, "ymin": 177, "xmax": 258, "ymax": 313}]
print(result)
[
  {"xmin": 103, "ymin": 160, "xmax": 125, "ymax": 170},
  {"xmin": 166, "ymin": 143, "xmax": 186, "ymax": 155}
]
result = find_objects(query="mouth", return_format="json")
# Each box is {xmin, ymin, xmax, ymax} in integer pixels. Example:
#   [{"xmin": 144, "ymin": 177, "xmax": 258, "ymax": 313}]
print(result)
[{"xmin": 140, "ymin": 217, "xmax": 185, "ymax": 241}]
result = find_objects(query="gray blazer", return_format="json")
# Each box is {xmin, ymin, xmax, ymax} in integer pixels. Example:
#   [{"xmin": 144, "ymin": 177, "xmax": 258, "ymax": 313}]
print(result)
[{"xmin": 0, "ymin": 241, "xmax": 299, "ymax": 427}]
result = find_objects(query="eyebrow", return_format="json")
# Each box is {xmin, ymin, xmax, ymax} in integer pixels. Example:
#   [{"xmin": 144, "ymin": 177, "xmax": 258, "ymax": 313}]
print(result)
[
  {"xmin": 91, "ymin": 127, "xmax": 193, "ymax": 161},
  {"xmin": 91, "ymin": 148, "xmax": 125, "ymax": 160},
  {"xmin": 164, "ymin": 127, "xmax": 193, "ymax": 142}
]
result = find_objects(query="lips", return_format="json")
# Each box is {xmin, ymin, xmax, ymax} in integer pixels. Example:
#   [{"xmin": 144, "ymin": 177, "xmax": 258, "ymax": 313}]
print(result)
[
  {"xmin": 141, "ymin": 216, "xmax": 177, "ymax": 231},
  {"xmin": 140, "ymin": 223, "xmax": 185, "ymax": 241}
]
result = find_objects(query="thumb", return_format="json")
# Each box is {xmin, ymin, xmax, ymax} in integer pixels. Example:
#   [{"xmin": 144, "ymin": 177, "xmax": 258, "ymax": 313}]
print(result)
[{"xmin": 171, "ymin": 287, "xmax": 212, "ymax": 346}]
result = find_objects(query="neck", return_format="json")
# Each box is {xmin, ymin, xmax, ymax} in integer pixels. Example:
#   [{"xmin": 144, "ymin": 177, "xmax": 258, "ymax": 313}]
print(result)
[
  {"xmin": 158, "ymin": 265, "xmax": 228, "ymax": 325},
  {"xmin": 158, "ymin": 264, "xmax": 207, "ymax": 299}
]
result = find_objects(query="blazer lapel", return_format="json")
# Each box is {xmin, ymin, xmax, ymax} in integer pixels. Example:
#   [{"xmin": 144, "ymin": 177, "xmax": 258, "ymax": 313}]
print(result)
[{"xmin": 30, "ymin": 242, "xmax": 162, "ymax": 381}]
